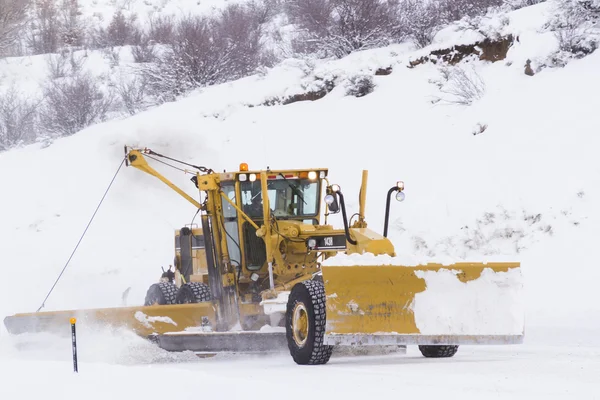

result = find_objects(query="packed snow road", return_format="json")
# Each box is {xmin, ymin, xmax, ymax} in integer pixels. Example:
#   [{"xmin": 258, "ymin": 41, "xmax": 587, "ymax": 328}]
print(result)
[{"xmin": 1, "ymin": 327, "xmax": 598, "ymax": 399}]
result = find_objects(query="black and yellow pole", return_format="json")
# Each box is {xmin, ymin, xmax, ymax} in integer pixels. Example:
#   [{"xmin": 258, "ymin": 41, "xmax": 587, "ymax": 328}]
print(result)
[{"xmin": 70, "ymin": 318, "xmax": 78, "ymax": 373}]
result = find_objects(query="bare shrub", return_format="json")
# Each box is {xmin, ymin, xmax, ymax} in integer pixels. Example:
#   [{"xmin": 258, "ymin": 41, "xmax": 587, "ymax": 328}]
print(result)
[
  {"xmin": 148, "ymin": 14, "xmax": 175, "ymax": 44},
  {"xmin": 215, "ymin": 2, "xmax": 266, "ymax": 78},
  {"xmin": 140, "ymin": 3, "xmax": 268, "ymax": 101},
  {"xmin": 0, "ymin": 0, "xmax": 31, "ymax": 55},
  {"xmin": 45, "ymin": 51, "xmax": 84, "ymax": 79},
  {"xmin": 102, "ymin": 46, "xmax": 120, "ymax": 67},
  {"xmin": 40, "ymin": 72, "xmax": 114, "ymax": 136},
  {"xmin": 45, "ymin": 53, "xmax": 69, "ymax": 78},
  {"xmin": 0, "ymin": 85, "xmax": 40, "ymax": 151},
  {"xmin": 285, "ymin": 0, "xmax": 404, "ymax": 58},
  {"xmin": 131, "ymin": 35, "xmax": 156, "ymax": 63},
  {"xmin": 436, "ymin": 65, "xmax": 486, "ymax": 105},
  {"xmin": 116, "ymin": 75, "xmax": 149, "ymax": 115}
]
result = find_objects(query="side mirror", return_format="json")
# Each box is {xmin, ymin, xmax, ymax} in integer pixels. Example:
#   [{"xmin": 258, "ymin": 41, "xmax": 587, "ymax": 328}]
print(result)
[
  {"xmin": 383, "ymin": 181, "xmax": 405, "ymax": 237},
  {"xmin": 325, "ymin": 187, "xmax": 340, "ymax": 214}
]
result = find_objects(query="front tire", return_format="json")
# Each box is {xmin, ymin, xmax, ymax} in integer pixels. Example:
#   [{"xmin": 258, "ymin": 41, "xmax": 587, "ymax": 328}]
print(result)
[
  {"xmin": 285, "ymin": 280, "xmax": 333, "ymax": 365},
  {"xmin": 418, "ymin": 345, "xmax": 459, "ymax": 358}
]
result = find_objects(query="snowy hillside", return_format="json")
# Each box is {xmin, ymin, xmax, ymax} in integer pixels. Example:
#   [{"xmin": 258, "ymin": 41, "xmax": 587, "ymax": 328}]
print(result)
[{"xmin": 1, "ymin": 0, "xmax": 599, "ymax": 397}]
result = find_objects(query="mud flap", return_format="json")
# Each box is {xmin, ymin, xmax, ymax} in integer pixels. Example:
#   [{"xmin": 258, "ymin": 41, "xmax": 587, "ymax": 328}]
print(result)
[{"xmin": 319, "ymin": 257, "xmax": 524, "ymax": 346}]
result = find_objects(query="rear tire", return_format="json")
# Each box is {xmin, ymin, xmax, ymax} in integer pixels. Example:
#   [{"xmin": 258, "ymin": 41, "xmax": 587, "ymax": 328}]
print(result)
[
  {"xmin": 418, "ymin": 345, "xmax": 459, "ymax": 358},
  {"xmin": 175, "ymin": 282, "xmax": 212, "ymax": 304},
  {"xmin": 144, "ymin": 282, "xmax": 178, "ymax": 306},
  {"xmin": 285, "ymin": 280, "xmax": 333, "ymax": 365}
]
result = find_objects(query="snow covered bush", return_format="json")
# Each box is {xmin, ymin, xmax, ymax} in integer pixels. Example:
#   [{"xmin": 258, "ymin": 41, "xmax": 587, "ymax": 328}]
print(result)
[
  {"xmin": 543, "ymin": 0, "xmax": 599, "ymax": 66},
  {"xmin": 397, "ymin": 0, "xmax": 443, "ymax": 48},
  {"xmin": 0, "ymin": 85, "xmax": 39, "ymax": 151},
  {"xmin": 345, "ymin": 74, "xmax": 375, "ymax": 97}
]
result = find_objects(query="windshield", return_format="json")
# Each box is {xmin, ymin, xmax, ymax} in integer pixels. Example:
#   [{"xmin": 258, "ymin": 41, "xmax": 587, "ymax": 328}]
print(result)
[{"xmin": 241, "ymin": 178, "xmax": 320, "ymax": 218}]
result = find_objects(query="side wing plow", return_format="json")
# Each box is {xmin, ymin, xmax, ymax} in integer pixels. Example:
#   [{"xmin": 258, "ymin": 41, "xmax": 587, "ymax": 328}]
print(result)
[{"xmin": 320, "ymin": 256, "xmax": 524, "ymax": 346}]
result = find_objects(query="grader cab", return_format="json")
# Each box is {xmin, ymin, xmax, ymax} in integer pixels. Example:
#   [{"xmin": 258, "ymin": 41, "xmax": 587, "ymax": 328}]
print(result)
[{"xmin": 3, "ymin": 147, "xmax": 525, "ymax": 365}]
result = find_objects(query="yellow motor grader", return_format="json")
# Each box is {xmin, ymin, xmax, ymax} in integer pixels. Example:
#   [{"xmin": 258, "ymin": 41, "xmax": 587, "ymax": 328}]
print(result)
[{"xmin": 3, "ymin": 147, "xmax": 525, "ymax": 365}]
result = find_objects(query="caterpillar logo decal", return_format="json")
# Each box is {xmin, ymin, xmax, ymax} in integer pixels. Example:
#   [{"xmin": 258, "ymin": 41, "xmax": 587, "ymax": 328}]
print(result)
[{"xmin": 308, "ymin": 235, "xmax": 347, "ymax": 251}]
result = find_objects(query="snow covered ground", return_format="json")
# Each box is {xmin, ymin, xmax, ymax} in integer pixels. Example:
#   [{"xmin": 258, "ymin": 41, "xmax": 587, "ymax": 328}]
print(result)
[{"xmin": 1, "ymin": 1, "xmax": 599, "ymax": 397}]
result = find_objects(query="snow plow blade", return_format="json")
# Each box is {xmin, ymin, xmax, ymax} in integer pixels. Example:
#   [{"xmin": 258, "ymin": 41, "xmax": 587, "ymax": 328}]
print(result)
[
  {"xmin": 320, "ymin": 257, "xmax": 524, "ymax": 346},
  {"xmin": 3, "ymin": 303, "xmax": 289, "ymax": 353},
  {"xmin": 3, "ymin": 302, "xmax": 217, "ymax": 337},
  {"xmin": 157, "ymin": 331, "xmax": 288, "ymax": 353}
]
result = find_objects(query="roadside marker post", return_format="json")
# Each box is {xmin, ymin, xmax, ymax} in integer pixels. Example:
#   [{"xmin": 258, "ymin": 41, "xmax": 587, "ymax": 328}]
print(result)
[{"xmin": 70, "ymin": 318, "xmax": 78, "ymax": 373}]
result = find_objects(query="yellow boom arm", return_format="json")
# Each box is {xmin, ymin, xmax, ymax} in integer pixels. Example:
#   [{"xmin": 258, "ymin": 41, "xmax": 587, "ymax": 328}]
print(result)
[{"xmin": 125, "ymin": 148, "xmax": 202, "ymax": 209}]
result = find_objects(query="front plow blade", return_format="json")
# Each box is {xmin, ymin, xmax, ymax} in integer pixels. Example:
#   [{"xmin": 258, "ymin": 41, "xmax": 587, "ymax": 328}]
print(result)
[{"xmin": 320, "ymin": 258, "xmax": 524, "ymax": 346}]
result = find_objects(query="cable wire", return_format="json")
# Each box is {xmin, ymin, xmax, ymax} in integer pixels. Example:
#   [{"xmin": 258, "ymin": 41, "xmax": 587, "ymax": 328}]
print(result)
[{"xmin": 36, "ymin": 157, "xmax": 127, "ymax": 312}]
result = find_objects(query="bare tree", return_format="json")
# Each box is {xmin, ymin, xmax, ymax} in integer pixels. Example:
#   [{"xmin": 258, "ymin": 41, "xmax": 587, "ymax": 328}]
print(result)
[
  {"xmin": 0, "ymin": 0, "xmax": 31, "ymax": 55},
  {"xmin": 28, "ymin": 0, "xmax": 60, "ymax": 54},
  {"xmin": 58, "ymin": 0, "xmax": 84, "ymax": 48}
]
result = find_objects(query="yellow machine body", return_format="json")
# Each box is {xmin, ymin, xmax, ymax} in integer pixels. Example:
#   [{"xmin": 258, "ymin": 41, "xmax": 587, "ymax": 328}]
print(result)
[{"xmin": 3, "ymin": 146, "xmax": 524, "ymax": 362}]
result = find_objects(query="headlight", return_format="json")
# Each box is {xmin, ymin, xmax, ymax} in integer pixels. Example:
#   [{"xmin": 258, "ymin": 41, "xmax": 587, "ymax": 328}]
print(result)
[
  {"xmin": 249, "ymin": 173, "xmax": 257, "ymax": 182},
  {"xmin": 308, "ymin": 239, "xmax": 317, "ymax": 248},
  {"xmin": 330, "ymin": 184, "xmax": 340, "ymax": 193},
  {"xmin": 324, "ymin": 194, "xmax": 335, "ymax": 205},
  {"xmin": 396, "ymin": 191, "xmax": 406, "ymax": 202},
  {"xmin": 308, "ymin": 171, "xmax": 317, "ymax": 180},
  {"xmin": 239, "ymin": 174, "xmax": 247, "ymax": 182},
  {"xmin": 397, "ymin": 181, "xmax": 404, "ymax": 190}
]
